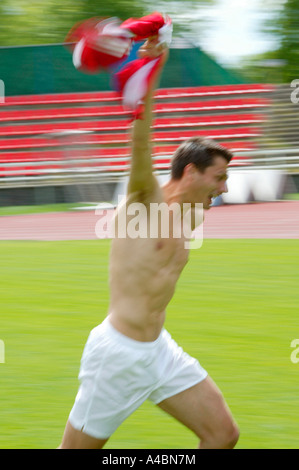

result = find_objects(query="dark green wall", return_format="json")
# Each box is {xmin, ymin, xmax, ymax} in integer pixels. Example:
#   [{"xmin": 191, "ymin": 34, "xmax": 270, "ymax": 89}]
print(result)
[{"xmin": 0, "ymin": 42, "xmax": 246, "ymax": 96}]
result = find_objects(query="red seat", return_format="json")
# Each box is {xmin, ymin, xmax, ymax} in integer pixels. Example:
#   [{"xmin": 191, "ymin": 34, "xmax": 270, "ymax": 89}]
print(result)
[
  {"xmin": 0, "ymin": 84, "xmax": 273, "ymax": 177},
  {"xmin": 0, "ymin": 113, "xmax": 266, "ymax": 138},
  {"xmin": 2, "ymin": 84, "xmax": 275, "ymax": 107},
  {"xmin": 0, "ymin": 126, "xmax": 262, "ymax": 150}
]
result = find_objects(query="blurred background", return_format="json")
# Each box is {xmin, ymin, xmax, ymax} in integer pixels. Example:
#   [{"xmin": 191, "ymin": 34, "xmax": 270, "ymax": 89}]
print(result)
[
  {"xmin": 1, "ymin": 0, "xmax": 299, "ymax": 450},
  {"xmin": 0, "ymin": 0, "xmax": 299, "ymax": 208}
]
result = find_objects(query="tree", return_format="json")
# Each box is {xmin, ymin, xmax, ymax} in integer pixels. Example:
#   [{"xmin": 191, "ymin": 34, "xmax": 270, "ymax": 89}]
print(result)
[
  {"xmin": 240, "ymin": 0, "xmax": 299, "ymax": 83},
  {"xmin": 0, "ymin": 0, "xmax": 213, "ymax": 46}
]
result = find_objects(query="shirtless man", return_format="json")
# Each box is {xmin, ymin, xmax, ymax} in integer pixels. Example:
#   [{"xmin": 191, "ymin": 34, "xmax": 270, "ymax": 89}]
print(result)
[{"xmin": 59, "ymin": 38, "xmax": 239, "ymax": 449}]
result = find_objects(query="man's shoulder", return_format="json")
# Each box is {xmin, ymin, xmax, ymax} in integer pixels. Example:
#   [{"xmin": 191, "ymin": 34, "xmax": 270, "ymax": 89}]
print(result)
[{"xmin": 126, "ymin": 176, "xmax": 164, "ymax": 205}]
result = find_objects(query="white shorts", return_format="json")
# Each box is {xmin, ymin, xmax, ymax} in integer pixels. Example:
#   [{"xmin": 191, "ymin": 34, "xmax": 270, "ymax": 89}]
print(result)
[{"xmin": 69, "ymin": 316, "xmax": 208, "ymax": 439}]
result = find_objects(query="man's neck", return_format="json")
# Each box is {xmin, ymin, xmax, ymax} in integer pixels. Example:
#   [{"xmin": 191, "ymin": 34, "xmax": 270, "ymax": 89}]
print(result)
[{"xmin": 162, "ymin": 179, "xmax": 204, "ymax": 230}]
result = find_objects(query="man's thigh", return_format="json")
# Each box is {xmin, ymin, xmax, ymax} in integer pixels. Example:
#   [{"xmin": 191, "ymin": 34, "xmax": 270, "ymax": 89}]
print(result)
[
  {"xmin": 59, "ymin": 419, "xmax": 108, "ymax": 449},
  {"xmin": 156, "ymin": 376, "xmax": 239, "ymax": 448}
]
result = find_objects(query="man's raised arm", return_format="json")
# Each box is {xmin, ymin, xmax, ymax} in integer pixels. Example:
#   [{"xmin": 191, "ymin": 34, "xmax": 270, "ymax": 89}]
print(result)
[{"xmin": 127, "ymin": 46, "xmax": 168, "ymax": 196}]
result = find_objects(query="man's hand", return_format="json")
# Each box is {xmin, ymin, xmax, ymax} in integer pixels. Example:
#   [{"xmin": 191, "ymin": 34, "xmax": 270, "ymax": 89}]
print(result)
[{"xmin": 138, "ymin": 35, "xmax": 167, "ymax": 59}]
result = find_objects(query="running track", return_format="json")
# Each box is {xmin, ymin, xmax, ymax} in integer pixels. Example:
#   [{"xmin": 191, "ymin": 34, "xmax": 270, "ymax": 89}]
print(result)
[{"xmin": 0, "ymin": 201, "xmax": 298, "ymax": 240}]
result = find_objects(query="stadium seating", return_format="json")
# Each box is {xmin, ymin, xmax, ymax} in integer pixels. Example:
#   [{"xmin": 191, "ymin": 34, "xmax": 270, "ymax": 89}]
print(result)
[{"xmin": 0, "ymin": 84, "xmax": 274, "ymax": 180}]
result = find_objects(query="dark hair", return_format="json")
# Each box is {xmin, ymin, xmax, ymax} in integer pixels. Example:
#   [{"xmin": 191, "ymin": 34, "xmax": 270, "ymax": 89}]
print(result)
[{"xmin": 170, "ymin": 137, "xmax": 233, "ymax": 180}]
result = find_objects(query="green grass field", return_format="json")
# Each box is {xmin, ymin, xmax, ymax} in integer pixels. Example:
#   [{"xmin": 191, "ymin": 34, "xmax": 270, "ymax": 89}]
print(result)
[
  {"xmin": 1, "ymin": 239, "xmax": 299, "ymax": 449},
  {"xmin": 0, "ymin": 202, "xmax": 94, "ymax": 216}
]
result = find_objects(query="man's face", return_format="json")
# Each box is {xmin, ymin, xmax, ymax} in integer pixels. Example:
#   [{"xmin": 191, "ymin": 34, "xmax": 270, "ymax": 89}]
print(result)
[{"xmin": 186, "ymin": 155, "xmax": 229, "ymax": 210}]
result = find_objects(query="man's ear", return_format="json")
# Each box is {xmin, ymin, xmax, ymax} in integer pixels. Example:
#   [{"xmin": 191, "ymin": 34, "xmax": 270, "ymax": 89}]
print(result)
[{"xmin": 184, "ymin": 163, "xmax": 198, "ymax": 181}]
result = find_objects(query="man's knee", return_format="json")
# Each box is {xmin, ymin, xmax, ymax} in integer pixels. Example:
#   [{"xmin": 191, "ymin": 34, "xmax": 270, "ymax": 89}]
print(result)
[
  {"xmin": 199, "ymin": 419, "xmax": 240, "ymax": 449},
  {"xmin": 219, "ymin": 420, "xmax": 240, "ymax": 449}
]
